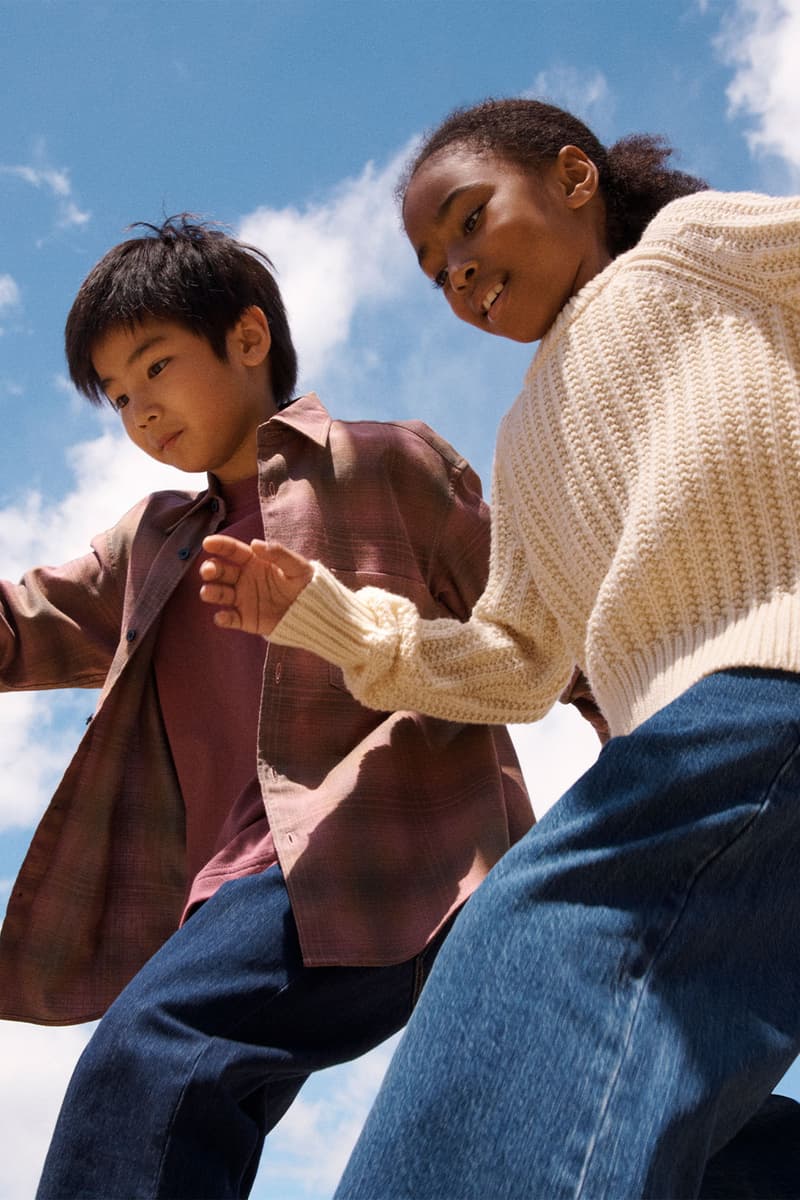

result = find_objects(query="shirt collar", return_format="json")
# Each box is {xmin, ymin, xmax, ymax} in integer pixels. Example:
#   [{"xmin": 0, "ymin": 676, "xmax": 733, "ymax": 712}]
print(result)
[
  {"xmin": 164, "ymin": 394, "xmax": 332, "ymax": 535},
  {"xmin": 260, "ymin": 392, "xmax": 332, "ymax": 449}
]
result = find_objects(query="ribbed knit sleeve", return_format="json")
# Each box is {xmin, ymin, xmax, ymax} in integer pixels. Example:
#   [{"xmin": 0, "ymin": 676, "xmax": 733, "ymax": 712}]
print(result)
[{"xmin": 271, "ymin": 455, "xmax": 572, "ymax": 725}]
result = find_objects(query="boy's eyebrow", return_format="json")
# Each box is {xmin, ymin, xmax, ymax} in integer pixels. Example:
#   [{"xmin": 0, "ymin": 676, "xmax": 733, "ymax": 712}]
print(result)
[
  {"xmin": 98, "ymin": 333, "xmax": 168, "ymax": 388},
  {"xmin": 415, "ymin": 184, "xmax": 476, "ymax": 268}
]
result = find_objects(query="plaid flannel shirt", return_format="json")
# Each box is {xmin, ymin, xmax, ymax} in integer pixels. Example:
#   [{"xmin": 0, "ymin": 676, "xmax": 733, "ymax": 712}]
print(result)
[{"xmin": 0, "ymin": 395, "xmax": 531, "ymax": 1025}]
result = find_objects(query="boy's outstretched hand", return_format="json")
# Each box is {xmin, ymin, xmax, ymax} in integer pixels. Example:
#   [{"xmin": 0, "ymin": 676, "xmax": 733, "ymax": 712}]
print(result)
[{"xmin": 199, "ymin": 535, "xmax": 313, "ymax": 636}]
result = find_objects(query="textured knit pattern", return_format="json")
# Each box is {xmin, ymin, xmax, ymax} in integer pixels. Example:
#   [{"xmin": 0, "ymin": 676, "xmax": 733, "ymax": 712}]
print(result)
[{"xmin": 272, "ymin": 192, "xmax": 800, "ymax": 737}]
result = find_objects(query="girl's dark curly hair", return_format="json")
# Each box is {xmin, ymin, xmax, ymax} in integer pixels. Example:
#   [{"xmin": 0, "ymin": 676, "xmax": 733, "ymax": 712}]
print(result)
[{"xmin": 397, "ymin": 98, "xmax": 708, "ymax": 258}]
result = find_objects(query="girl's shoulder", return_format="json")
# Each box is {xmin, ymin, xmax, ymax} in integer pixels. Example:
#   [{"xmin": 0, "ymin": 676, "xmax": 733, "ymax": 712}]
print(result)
[{"xmin": 640, "ymin": 189, "xmax": 800, "ymax": 252}]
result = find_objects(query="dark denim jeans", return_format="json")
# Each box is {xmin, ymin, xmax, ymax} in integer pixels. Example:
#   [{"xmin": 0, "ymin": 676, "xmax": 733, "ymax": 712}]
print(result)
[
  {"xmin": 36, "ymin": 864, "xmax": 447, "ymax": 1199},
  {"xmin": 335, "ymin": 670, "xmax": 800, "ymax": 1199}
]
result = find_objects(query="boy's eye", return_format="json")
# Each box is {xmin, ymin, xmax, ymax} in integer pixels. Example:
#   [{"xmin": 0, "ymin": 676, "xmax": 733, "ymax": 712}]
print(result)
[
  {"xmin": 432, "ymin": 268, "xmax": 448, "ymax": 291},
  {"xmin": 148, "ymin": 358, "xmax": 168, "ymax": 379},
  {"xmin": 111, "ymin": 394, "xmax": 129, "ymax": 413}
]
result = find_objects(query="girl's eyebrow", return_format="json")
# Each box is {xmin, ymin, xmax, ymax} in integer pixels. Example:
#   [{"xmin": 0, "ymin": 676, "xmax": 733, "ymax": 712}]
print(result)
[{"xmin": 415, "ymin": 182, "xmax": 481, "ymax": 268}]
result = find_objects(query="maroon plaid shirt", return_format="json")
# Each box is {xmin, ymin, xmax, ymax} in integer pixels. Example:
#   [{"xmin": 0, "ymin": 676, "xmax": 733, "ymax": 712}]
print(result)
[{"xmin": 0, "ymin": 395, "xmax": 531, "ymax": 1025}]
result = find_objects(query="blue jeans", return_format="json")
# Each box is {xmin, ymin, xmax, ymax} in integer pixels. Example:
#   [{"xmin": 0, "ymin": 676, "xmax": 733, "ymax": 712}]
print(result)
[
  {"xmin": 335, "ymin": 669, "xmax": 800, "ymax": 1199},
  {"xmin": 36, "ymin": 864, "xmax": 448, "ymax": 1199}
]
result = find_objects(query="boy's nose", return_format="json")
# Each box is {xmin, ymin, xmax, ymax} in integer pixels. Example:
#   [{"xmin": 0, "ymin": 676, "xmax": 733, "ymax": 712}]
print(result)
[{"xmin": 130, "ymin": 396, "xmax": 159, "ymax": 428}]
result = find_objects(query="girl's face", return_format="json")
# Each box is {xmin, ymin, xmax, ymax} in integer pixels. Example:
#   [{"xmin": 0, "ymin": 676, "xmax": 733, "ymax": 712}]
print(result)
[{"xmin": 402, "ymin": 144, "xmax": 611, "ymax": 343}]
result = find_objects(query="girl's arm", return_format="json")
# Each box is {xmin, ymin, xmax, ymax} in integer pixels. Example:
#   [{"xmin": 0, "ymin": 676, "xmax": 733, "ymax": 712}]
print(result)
[{"xmin": 201, "ymin": 469, "xmax": 573, "ymax": 727}]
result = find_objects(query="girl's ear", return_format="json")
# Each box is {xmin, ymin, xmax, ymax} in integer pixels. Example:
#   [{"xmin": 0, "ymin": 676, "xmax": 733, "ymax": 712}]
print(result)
[
  {"xmin": 233, "ymin": 305, "xmax": 272, "ymax": 366},
  {"xmin": 556, "ymin": 145, "xmax": 601, "ymax": 211}
]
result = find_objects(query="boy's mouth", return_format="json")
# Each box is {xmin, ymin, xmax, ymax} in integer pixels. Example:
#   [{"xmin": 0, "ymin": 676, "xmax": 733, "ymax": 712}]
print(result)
[{"xmin": 158, "ymin": 431, "xmax": 182, "ymax": 453}]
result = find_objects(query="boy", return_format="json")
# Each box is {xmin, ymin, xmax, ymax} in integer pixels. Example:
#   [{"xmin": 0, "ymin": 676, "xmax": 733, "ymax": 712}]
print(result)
[{"xmin": 0, "ymin": 216, "xmax": 531, "ymax": 1198}]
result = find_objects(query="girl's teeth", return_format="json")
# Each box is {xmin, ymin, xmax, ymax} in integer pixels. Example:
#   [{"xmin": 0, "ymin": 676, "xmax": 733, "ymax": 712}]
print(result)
[{"xmin": 482, "ymin": 283, "xmax": 504, "ymax": 313}]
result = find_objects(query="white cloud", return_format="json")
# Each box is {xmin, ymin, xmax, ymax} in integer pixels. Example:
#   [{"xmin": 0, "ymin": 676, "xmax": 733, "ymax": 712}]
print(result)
[
  {"xmin": 0, "ymin": 693, "xmax": 83, "ymax": 831},
  {"xmin": 0, "ymin": 274, "xmax": 20, "ymax": 312},
  {"xmin": 0, "ymin": 159, "xmax": 91, "ymax": 230},
  {"xmin": 259, "ymin": 1037, "xmax": 401, "ymax": 1195},
  {"xmin": 717, "ymin": 0, "xmax": 800, "ymax": 176},
  {"xmin": 0, "ymin": 1021, "xmax": 93, "ymax": 1200},
  {"xmin": 237, "ymin": 146, "xmax": 417, "ymax": 386},
  {"xmin": 525, "ymin": 66, "xmax": 615, "ymax": 138}
]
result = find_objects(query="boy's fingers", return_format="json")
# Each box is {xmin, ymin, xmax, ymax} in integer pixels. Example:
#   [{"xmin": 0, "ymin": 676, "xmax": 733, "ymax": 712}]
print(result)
[
  {"xmin": 252, "ymin": 540, "xmax": 314, "ymax": 584},
  {"xmin": 212, "ymin": 607, "xmax": 243, "ymax": 630},
  {"xmin": 198, "ymin": 557, "xmax": 238, "ymax": 584},
  {"xmin": 202, "ymin": 533, "xmax": 253, "ymax": 563},
  {"xmin": 199, "ymin": 581, "xmax": 235, "ymax": 606}
]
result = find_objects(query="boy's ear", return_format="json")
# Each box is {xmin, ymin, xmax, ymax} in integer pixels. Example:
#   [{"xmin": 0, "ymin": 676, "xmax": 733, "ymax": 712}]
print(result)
[
  {"xmin": 556, "ymin": 145, "xmax": 600, "ymax": 211},
  {"xmin": 232, "ymin": 305, "xmax": 272, "ymax": 366}
]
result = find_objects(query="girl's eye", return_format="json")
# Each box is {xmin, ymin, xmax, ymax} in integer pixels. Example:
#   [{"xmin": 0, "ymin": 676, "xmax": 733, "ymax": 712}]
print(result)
[
  {"xmin": 432, "ymin": 268, "xmax": 449, "ymax": 291},
  {"xmin": 111, "ymin": 394, "xmax": 129, "ymax": 413},
  {"xmin": 148, "ymin": 358, "xmax": 168, "ymax": 379},
  {"xmin": 464, "ymin": 205, "xmax": 483, "ymax": 234}
]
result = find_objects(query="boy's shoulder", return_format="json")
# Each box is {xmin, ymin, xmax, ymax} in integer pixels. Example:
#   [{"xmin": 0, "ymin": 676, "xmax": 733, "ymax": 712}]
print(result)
[
  {"xmin": 280, "ymin": 393, "xmax": 483, "ymax": 498},
  {"xmin": 332, "ymin": 411, "xmax": 470, "ymax": 475},
  {"xmin": 99, "ymin": 485, "xmax": 211, "ymax": 570}
]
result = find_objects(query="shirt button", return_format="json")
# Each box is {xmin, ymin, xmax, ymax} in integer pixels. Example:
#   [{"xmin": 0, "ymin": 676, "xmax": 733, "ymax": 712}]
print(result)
[
  {"xmin": 126, "ymin": 629, "xmax": 137, "ymax": 643},
  {"xmin": 274, "ymin": 662, "xmax": 282, "ymax": 683},
  {"xmin": 210, "ymin": 499, "xmax": 220, "ymax": 513},
  {"xmin": 178, "ymin": 547, "xmax": 191, "ymax": 560}
]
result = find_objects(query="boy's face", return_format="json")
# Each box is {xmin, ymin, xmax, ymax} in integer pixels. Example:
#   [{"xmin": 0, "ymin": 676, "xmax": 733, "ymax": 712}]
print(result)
[{"xmin": 92, "ymin": 308, "xmax": 275, "ymax": 484}]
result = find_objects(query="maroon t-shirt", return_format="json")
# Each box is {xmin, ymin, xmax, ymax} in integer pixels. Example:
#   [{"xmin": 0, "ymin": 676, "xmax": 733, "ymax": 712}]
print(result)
[{"xmin": 153, "ymin": 474, "xmax": 276, "ymax": 917}]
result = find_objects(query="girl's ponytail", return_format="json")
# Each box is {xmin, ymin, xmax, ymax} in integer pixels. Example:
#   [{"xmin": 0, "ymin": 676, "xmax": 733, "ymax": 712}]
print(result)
[{"xmin": 603, "ymin": 134, "xmax": 707, "ymax": 255}]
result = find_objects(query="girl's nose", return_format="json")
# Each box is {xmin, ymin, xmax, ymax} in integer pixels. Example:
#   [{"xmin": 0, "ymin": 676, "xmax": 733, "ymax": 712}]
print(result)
[{"xmin": 449, "ymin": 258, "xmax": 477, "ymax": 291}]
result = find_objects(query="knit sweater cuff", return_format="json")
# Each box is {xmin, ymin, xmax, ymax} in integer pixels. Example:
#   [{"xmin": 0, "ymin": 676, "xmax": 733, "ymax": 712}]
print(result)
[{"xmin": 269, "ymin": 561, "xmax": 380, "ymax": 669}]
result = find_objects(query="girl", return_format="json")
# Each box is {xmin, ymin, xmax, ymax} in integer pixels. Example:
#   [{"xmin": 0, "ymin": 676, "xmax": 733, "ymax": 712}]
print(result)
[{"xmin": 200, "ymin": 100, "xmax": 800, "ymax": 1197}]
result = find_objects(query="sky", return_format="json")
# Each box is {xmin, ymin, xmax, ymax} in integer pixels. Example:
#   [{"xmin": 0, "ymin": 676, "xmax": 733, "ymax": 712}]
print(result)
[{"xmin": 2, "ymin": 0, "xmax": 800, "ymax": 1196}]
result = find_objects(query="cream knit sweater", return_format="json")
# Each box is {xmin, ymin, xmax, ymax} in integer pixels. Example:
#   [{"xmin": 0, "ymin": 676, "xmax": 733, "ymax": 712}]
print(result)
[{"xmin": 272, "ymin": 191, "xmax": 800, "ymax": 737}]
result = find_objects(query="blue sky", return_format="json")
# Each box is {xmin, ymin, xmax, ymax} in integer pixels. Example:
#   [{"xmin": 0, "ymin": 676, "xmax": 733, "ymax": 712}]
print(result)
[{"xmin": 2, "ymin": 1, "xmax": 800, "ymax": 1196}]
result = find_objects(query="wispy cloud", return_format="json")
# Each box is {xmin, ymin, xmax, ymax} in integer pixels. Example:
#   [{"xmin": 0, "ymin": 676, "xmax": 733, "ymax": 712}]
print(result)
[
  {"xmin": 717, "ymin": 0, "xmax": 800, "ymax": 178},
  {"xmin": 260, "ymin": 1038, "xmax": 401, "ymax": 1194},
  {"xmin": 237, "ymin": 145, "xmax": 417, "ymax": 387},
  {"xmin": 0, "ymin": 274, "xmax": 20, "ymax": 312},
  {"xmin": 0, "ymin": 152, "xmax": 90, "ymax": 230},
  {"xmin": 0, "ymin": 273, "xmax": 21, "ymax": 334},
  {"xmin": 525, "ymin": 66, "xmax": 616, "ymax": 139}
]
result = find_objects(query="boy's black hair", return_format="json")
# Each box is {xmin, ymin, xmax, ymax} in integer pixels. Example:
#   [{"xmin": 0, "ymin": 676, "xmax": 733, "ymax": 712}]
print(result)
[
  {"xmin": 66, "ymin": 215, "xmax": 298, "ymax": 407},
  {"xmin": 397, "ymin": 98, "xmax": 708, "ymax": 258}
]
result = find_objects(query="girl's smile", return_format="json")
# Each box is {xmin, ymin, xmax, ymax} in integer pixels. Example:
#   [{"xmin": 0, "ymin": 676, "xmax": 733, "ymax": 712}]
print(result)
[{"xmin": 402, "ymin": 145, "xmax": 611, "ymax": 344}]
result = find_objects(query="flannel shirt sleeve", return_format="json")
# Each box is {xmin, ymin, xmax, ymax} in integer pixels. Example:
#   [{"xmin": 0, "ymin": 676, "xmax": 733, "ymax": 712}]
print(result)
[{"xmin": 0, "ymin": 532, "xmax": 121, "ymax": 691}]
